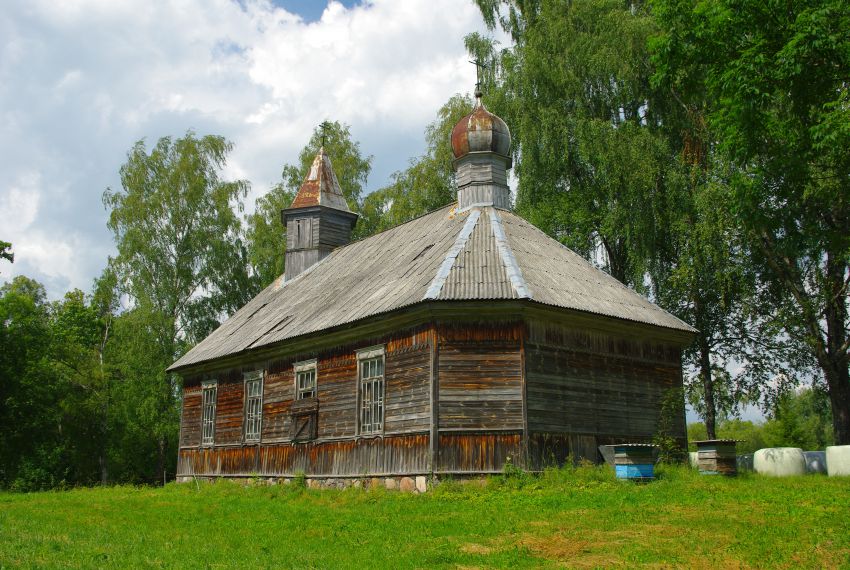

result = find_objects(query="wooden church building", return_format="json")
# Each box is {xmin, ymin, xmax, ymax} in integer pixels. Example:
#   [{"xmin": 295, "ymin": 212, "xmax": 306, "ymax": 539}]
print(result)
[{"xmin": 169, "ymin": 92, "xmax": 694, "ymax": 486}]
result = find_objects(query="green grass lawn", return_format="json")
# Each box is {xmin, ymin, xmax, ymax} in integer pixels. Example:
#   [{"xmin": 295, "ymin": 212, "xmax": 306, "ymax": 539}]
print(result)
[{"xmin": 1, "ymin": 465, "xmax": 848, "ymax": 569}]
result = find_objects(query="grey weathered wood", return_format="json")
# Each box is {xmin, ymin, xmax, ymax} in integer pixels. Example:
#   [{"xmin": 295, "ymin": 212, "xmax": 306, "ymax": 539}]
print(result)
[
  {"xmin": 455, "ymin": 153, "xmax": 511, "ymax": 210},
  {"xmin": 169, "ymin": 204, "xmax": 692, "ymax": 373},
  {"xmin": 283, "ymin": 205, "xmax": 357, "ymax": 281}
]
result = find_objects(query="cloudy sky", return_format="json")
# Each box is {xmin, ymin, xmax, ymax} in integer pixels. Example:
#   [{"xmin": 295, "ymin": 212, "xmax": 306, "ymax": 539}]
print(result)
[{"xmin": 1, "ymin": 0, "xmax": 501, "ymax": 299}]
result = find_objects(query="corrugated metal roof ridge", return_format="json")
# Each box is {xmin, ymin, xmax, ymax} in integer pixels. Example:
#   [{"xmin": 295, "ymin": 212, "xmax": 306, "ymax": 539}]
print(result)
[
  {"xmin": 169, "ymin": 204, "xmax": 463, "ymax": 370},
  {"xmin": 499, "ymin": 210, "xmax": 696, "ymax": 333},
  {"xmin": 489, "ymin": 208, "xmax": 532, "ymax": 299},
  {"xmin": 233, "ymin": 205, "xmax": 460, "ymax": 351},
  {"xmin": 426, "ymin": 209, "xmax": 481, "ymax": 299},
  {"xmin": 438, "ymin": 207, "xmax": 514, "ymax": 300}
]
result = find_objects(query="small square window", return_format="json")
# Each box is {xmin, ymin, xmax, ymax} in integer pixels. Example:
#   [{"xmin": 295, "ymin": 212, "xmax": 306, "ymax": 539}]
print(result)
[{"xmin": 294, "ymin": 359, "xmax": 317, "ymax": 400}]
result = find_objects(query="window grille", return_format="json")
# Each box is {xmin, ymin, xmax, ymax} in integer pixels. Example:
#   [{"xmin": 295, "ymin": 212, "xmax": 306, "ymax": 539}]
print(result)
[
  {"xmin": 244, "ymin": 371, "xmax": 263, "ymax": 442},
  {"xmin": 201, "ymin": 381, "xmax": 217, "ymax": 446},
  {"xmin": 297, "ymin": 369, "xmax": 316, "ymax": 399},
  {"xmin": 294, "ymin": 360, "xmax": 317, "ymax": 400},
  {"xmin": 358, "ymin": 347, "xmax": 385, "ymax": 435}
]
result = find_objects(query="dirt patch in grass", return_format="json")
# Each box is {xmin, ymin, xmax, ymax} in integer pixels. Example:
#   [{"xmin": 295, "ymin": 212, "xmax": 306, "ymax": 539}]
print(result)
[
  {"xmin": 793, "ymin": 541, "xmax": 850, "ymax": 569},
  {"xmin": 505, "ymin": 531, "xmax": 623, "ymax": 568},
  {"xmin": 519, "ymin": 533, "xmax": 592, "ymax": 558},
  {"xmin": 459, "ymin": 543, "xmax": 493, "ymax": 555}
]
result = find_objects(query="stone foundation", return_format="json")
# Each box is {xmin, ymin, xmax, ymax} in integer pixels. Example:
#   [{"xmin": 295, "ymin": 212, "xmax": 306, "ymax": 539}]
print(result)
[{"xmin": 176, "ymin": 474, "xmax": 430, "ymax": 493}]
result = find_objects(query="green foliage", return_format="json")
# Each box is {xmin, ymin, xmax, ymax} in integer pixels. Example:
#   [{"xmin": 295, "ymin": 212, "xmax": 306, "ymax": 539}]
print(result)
[
  {"xmin": 0, "ymin": 277, "xmax": 56, "ymax": 489},
  {"xmin": 103, "ymin": 131, "xmax": 251, "ymax": 351},
  {"xmin": 688, "ymin": 388, "xmax": 835, "ymax": 453},
  {"xmin": 651, "ymin": 0, "xmax": 850, "ymax": 443},
  {"xmin": 245, "ymin": 121, "xmax": 371, "ymax": 287},
  {"xmin": 101, "ymin": 131, "xmax": 251, "ymax": 481},
  {"xmin": 765, "ymin": 388, "xmax": 834, "ymax": 451},
  {"xmin": 1, "ymin": 475, "xmax": 848, "ymax": 567},
  {"xmin": 0, "ymin": 240, "xmax": 12, "ymax": 264},
  {"xmin": 653, "ymin": 388, "xmax": 686, "ymax": 462},
  {"xmin": 688, "ymin": 420, "xmax": 768, "ymax": 455},
  {"xmin": 472, "ymin": 0, "xmax": 677, "ymax": 288},
  {"xmin": 0, "ymin": 277, "xmax": 115, "ymax": 490},
  {"xmin": 245, "ymin": 183, "xmax": 296, "ymax": 288}
]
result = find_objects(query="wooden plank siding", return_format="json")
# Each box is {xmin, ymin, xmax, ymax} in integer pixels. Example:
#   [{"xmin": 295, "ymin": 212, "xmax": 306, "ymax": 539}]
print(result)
[
  {"xmin": 214, "ymin": 370, "xmax": 245, "ymax": 445},
  {"xmin": 316, "ymin": 353, "xmax": 358, "ymax": 438},
  {"xmin": 436, "ymin": 322, "xmax": 523, "ymax": 431},
  {"xmin": 178, "ymin": 434, "xmax": 430, "ymax": 478},
  {"xmin": 261, "ymin": 361, "xmax": 294, "ymax": 441},
  {"xmin": 179, "ymin": 385, "xmax": 202, "ymax": 447},
  {"xmin": 524, "ymin": 321, "xmax": 686, "ymax": 467},
  {"xmin": 437, "ymin": 433, "xmax": 522, "ymax": 473},
  {"xmin": 176, "ymin": 317, "xmax": 687, "ymax": 478},
  {"xmin": 177, "ymin": 326, "xmax": 434, "ymax": 478}
]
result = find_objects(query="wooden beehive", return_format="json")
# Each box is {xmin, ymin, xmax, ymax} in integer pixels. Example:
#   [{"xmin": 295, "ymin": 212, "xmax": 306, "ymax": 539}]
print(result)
[{"xmin": 694, "ymin": 439, "xmax": 738, "ymax": 476}]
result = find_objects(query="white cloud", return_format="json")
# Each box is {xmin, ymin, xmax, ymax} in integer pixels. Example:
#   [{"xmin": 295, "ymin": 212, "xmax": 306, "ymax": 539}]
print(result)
[
  {"xmin": 1, "ymin": 174, "xmax": 41, "ymax": 235},
  {"xmin": 0, "ymin": 0, "xmax": 503, "ymax": 299}
]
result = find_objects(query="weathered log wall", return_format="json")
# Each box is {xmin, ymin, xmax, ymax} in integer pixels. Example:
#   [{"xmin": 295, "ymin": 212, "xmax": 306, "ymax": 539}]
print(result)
[
  {"xmin": 437, "ymin": 433, "xmax": 522, "ymax": 473},
  {"xmin": 179, "ymin": 385, "xmax": 202, "ymax": 448},
  {"xmin": 436, "ymin": 322, "xmax": 523, "ymax": 430},
  {"xmin": 215, "ymin": 369, "xmax": 245, "ymax": 445},
  {"xmin": 178, "ymin": 326, "xmax": 434, "ymax": 477},
  {"xmin": 261, "ymin": 360, "xmax": 293, "ymax": 441},
  {"xmin": 524, "ymin": 320, "xmax": 686, "ymax": 466},
  {"xmin": 178, "ymin": 434, "xmax": 430, "ymax": 477},
  {"xmin": 177, "ymin": 316, "xmax": 687, "ymax": 478}
]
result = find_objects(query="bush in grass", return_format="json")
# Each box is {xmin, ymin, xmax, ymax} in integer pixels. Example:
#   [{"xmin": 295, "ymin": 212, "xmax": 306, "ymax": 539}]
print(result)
[
  {"xmin": 540, "ymin": 460, "xmax": 614, "ymax": 490},
  {"xmin": 654, "ymin": 388, "xmax": 686, "ymax": 463}
]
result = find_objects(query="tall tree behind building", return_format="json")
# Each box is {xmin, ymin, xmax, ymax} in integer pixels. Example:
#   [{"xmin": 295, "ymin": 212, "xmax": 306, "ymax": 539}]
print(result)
[
  {"xmin": 651, "ymin": 0, "xmax": 850, "ymax": 443},
  {"xmin": 470, "ymin": 0, "xmax": 793, "ymax": 438},
  {"xmin": 246, "ymin": 121, "xmax": 371, "ymax": 288},
  {"xmin": 103, "ymin": 132, "xmax": 250, "ymax": 478},
  {"xmin": 470, "ymin": 0, "xmax": 676, "ymax": 289}
]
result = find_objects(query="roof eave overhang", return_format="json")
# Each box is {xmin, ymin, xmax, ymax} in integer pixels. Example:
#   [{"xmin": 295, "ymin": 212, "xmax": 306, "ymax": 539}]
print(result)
[
  {"xmin": 281, "ymin": 203, "xmax": 359, "ymax": 223},
  {"xmin": 167, "ymin": 298, "xmax": 695, "ymax": 377}
]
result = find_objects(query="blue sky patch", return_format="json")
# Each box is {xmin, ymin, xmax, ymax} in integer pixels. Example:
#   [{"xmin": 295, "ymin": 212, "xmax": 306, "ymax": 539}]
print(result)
[{"xmin": 271, "ymin": 0, "xmax": 361, "ymax": 22}]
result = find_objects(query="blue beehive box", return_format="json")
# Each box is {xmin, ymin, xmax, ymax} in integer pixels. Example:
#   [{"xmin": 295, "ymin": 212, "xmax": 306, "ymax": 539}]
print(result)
[{"xmin": 613, "ymin": 444, "xmax": 656, "ymax": 481}]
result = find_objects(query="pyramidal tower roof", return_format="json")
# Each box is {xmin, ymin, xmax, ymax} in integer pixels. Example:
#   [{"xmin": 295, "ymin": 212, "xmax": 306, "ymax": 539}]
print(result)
[{"xmin": 288, "ymin": 147, "xmax": 351, "ymax": 211}]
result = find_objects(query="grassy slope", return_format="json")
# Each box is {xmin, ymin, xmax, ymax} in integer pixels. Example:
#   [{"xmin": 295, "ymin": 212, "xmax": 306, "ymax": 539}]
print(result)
[{"xmin": 1, "ymin": 466, "xmax": 848, "ymax": 569}]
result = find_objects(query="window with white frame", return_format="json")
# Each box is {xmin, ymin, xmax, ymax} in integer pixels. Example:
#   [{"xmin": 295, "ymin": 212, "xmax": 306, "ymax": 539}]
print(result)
[
  {"xmin": 244, "ymin": 370, "xmax": 263, "ymax": 442},
  {"xmin": 357, "ymin": 347, "xmax": 385, "ymax": 435},
  {"xmin": 294, "ymin": 359, "xmax": 317, "ymax": 400},
  {"xmin": 201, "ymin": 381, "xmax": 217, "ymax": 446}
]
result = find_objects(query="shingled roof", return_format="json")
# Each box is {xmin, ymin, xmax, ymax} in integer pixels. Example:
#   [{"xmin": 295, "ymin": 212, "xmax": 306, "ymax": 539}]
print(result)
[{"xmin": 169, "ymin": 204, "xmax": 695, "ymax": 371}]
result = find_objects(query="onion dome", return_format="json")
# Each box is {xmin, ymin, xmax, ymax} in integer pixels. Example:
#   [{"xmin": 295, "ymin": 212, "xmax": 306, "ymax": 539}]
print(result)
[{"xmin": 450, "ymin": 93, "xmax": 511, "ymax": 162}]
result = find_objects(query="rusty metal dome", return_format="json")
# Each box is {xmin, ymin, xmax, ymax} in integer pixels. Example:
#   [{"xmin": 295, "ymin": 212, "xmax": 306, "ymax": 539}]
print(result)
[{"xmin": 451, "ymin": 99, "xmax": 511, "ymax": 160}]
